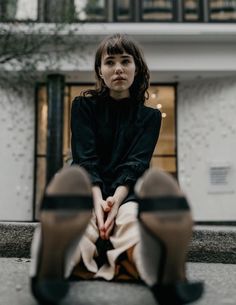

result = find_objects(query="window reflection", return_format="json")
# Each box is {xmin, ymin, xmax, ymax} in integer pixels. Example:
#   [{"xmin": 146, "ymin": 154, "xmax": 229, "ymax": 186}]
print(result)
[
  {"xmin": 146, "ymin": 86, "xmax": 177, "ymax": 176},
  {"xmin": 115, "ymin": 0, "xmax": 133, "ymax": 21},
  {"xmin": 209, "ymin": 0, "xmax": 236, "ymax": 21},
  {"xmin": 142, "ymin": 0, "xmax": 175, "ymax": 21},
  {"xmin": 74, "ymin": 0, "xmax": 106, "ymax": 21},
  {"xmin": 0, "ymin": 0, "xmax": 38, "ymax": 21},
  {"xmin": 183, "ymin": 0, "xmax": 202, "ymax": 21}
]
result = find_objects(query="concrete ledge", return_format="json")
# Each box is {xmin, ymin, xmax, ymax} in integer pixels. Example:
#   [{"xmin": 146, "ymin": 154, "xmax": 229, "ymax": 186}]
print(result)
[
  {"xmin": 0, "ymin": 222, "xmax": 38, "ymax": 258},
  {"xmin": 189, "ymin": 226, "xmax": 236, "ymax": 264},
  {"xmin": 0, "ymin": 222, "xmax": 236, "ymax": 263}
]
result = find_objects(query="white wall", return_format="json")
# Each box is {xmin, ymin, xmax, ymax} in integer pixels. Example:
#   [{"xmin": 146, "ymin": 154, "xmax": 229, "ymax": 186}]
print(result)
[
  {"xmin": 0, "ymin": 86, "xmax": 35, "ymax": 221},
  {"xmin": 178, "ymin": 77, "xmax": 236, "ymax": 221}
]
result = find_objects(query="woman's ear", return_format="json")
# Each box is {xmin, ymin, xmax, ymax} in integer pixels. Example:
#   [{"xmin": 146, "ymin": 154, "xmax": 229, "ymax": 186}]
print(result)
[{"xmin": 98, "ymin": 68, "xmax": 103, "ymax": 78}]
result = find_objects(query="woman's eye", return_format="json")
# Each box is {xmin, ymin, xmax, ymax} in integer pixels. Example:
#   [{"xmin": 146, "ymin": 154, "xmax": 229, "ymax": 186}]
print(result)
[
  {"xmin": 122, "ymin": 59, "xmax": 130, "ymax": 65},
  {"xmin": 105, "ymin": 60, "xmax": 114, "ymax": 65}
]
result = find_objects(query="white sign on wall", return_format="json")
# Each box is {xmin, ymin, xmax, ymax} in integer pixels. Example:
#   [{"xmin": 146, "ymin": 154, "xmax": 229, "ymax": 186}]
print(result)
[{"xmin": 208, "ymin": 162, "xmax": 235, "ymax": 194}]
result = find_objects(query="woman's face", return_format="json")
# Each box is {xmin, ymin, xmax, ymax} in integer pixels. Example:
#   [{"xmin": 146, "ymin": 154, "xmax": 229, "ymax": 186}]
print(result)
[{"xmin": 99, "ymin": 52, "xmax": 136, "ymax": 99}]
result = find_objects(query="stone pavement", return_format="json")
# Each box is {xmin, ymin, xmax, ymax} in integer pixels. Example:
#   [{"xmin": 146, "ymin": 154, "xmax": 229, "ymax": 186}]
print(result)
[
  {"xmin": 0, "ymin": 258, "xmax": 236, "ymax": 305},
  {"xmin": 1, "ymin": 222, "xmax": 236, "ymax": 263}
]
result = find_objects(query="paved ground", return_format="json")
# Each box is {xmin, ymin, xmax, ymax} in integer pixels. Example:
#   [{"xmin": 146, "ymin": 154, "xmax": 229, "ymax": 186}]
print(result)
[
  {"xmin": 1, "ymin": 223, "xmax": 236, "ymax": 264},
  {"xmin": 0, "ymin": 258, "xmax": 236, "ymax": 305}
]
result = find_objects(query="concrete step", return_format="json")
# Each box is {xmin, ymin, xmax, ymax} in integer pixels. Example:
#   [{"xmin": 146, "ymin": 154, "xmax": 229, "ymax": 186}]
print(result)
[{"xmin": 0, "ymin": 222, "xmax": 236, "ymax": 263}]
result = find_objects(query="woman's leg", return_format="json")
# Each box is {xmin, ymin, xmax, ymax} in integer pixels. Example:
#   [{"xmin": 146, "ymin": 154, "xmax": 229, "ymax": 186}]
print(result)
[
  {"xmin": 134, "ymin": 168, "xmax": 204, "ymax": 305},
  {"xmin": 70, "ymin": 211, "xmax": 100, "ymax": 278},
  {"xmin": 30, "ymin": 166, "xmax": 93, "ymax": 303}
]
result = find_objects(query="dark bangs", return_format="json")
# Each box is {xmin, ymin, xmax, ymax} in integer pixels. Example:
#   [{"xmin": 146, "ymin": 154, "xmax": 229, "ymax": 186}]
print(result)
[{"xmin": 102, "ymin": 35, "xmax": 134, "ymax": 57}]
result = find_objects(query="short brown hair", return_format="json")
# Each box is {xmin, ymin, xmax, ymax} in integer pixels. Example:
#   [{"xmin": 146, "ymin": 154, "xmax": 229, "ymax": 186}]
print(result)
[{"xmin": 83, "ymin": 33, "xmax": 150, "ymax": 105}]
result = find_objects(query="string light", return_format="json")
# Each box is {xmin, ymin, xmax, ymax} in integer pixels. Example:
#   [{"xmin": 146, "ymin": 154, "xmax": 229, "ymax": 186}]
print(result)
[
  {"xmin": 162, "ymin": 112, "xmax": 167, "ymax": 118},
  {"xmin": 151, "ymin": 93, "xmax": 156, "ymax": 99}
]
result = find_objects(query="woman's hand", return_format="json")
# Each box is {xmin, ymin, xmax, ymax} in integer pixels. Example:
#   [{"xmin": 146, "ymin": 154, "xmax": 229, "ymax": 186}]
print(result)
[
  {"xmin": 103, "ymin": 185, "xmax": 130, "ymax": 239},
  {"xmin": 92, "ymin": 185, "xmax": 129, "ymax": 240},
  {"xmin": 95, "ymin": 196, "xmax": 116, "ymax": 240},
  {"xmin": 103, "ymin": 196, "xmax": 119, "ymax": 239},
  {"xmin": 92, "ymin": 186, "xmax": 108, "ymax": 239},
  {"xmin": 93, "ymin": 199, "xmax": 108, "ymax": 239},
  {"xmin": 101, "ymin": 196, "xmax": 115, "ymax": 212}
]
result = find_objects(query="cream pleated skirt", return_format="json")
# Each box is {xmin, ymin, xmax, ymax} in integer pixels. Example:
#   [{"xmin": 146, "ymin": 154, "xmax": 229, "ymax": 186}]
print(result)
[{"xmin": 67, "ymin": 201, "xmax": 140, "ymax": 281}]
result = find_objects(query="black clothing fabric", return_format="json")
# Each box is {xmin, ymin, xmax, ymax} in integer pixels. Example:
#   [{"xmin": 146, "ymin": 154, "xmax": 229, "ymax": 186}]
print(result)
[{"xmin": 71, "ymin": 95, "xmax": 162, "ymax": 204}]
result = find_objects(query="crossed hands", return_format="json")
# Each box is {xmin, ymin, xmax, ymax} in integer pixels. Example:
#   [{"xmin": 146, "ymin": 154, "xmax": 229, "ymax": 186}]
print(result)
[{"xmin": 94, "ymin": 196, "xmax": 119, "ymax": 240}]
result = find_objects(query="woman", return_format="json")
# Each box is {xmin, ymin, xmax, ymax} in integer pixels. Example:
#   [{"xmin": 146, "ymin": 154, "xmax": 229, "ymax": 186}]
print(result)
[
  {"xmin": 69, "ymin": 33, "xmax": 161, "ymax": 281},
  {"xmin": 30, "ymin": 34, "xmax": 203, "ymax": 305}
]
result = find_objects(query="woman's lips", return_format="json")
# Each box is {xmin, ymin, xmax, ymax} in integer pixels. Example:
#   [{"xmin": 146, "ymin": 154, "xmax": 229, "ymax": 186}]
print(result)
[{"xmin": 113, "ymin": 77, "xmax": 126, "ymax": 82}]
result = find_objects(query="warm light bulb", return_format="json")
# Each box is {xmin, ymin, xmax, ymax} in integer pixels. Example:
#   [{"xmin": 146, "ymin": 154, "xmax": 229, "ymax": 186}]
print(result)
[
  {"xmin": 162, "ymin": 112, "xmax": 167, "ymax": 118},
  {"xmin": 156, "ymin": 104, "xmax": 162, "ymax": 109},
  {"xmin": 151, "ymin": 93, "xmax": 156, "ymax": 99}
]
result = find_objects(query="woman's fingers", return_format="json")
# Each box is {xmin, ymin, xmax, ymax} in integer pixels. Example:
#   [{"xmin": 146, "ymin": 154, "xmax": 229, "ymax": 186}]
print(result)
[
  {"xmin": 106, "ymin": 196, "xmax": 115, "ymax": 207},
  {"xmin": 104, "ymin": 220, "xmax": 114, "ymax": 239},
  {"xmin": 101, "ymin": 201, "xmax": 111, "ymax": 212},
  {"xmin": 97, "ymin": 212, "xmax": 106, "ymax": 240},
  {"xmin": 95, "ymin": 199, "xmax": 117, "ymax": 239},
  {"xmin": 94, "ymin": 206, "xmax": 104, "ymax": 231},
  {"xmin": 100, "ymin": 197, "xmax": 116, "ymax": 212},
  {"xmin": 104, "ymin": 207, "xmax": 118, "ymax": 231},
  {"xmin": 100, "ymin": 229, "xmax": 106, "ymax": 240}
]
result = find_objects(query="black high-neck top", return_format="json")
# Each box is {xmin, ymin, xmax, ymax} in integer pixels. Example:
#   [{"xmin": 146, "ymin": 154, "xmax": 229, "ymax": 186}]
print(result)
[{"xmin": 71, "ymin": 95, "xmax": 162, "ymax": 203}]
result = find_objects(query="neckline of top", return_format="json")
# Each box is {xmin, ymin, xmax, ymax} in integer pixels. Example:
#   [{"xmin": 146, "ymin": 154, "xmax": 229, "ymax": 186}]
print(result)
[{"xmin": 107, "ymin": 95, "xmax": 132, "ymax": 105}]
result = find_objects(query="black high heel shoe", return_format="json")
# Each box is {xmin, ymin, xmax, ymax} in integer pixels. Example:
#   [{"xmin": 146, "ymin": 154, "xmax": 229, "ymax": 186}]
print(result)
[
  {"xmin": 135, "ymin": 168, "xmax": 204, "ymax": 305},
  {"xmin": 30, "ymin": 166, "xmax": 93, "ymax": 305}
]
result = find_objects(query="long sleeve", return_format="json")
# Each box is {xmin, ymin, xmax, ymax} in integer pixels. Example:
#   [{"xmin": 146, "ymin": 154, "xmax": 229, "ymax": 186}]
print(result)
[
  {"xmin": 111, "ymin": 108, "xmax": 162, "ymax": 190},
  {"xmin": 70, "ymin": 96, "xmax": 103, "ymax": 187}
]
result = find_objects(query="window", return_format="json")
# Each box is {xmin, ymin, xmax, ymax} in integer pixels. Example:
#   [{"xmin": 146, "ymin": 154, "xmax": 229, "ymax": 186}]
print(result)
[
  {"xmin": 74, "ymin": 0, "xmax": 107, "ymax": 21},
  {"xmin": 35, "ymin": 84, "xmax": 92, "ymax": 216},
  {"xmin": 209, "ymin": 0, "xmax": 236, "ymax": 22},
  {"xmin": 35, "ymin": 85, "xmax": 47, "ymax": 216},
  {"xmin": 183, "ymin": 0, "xmax": 203, "ymax": 22},
  {"xmin": 1, "ymin": 0, "xmax": 236, "ymax": 23},
  {"xmin": 0, "ymin": 0, "xmax": 38, "ymax": 21},
  {"xmin": 141, "ymin": 0, "xmax": 177, "ymax": 21},
  {"xmin": 146, "ymin": 85, "xmax": 177, "ymax": 177},
  {"xmin": 35, "ymin": 83, "xmax": 177, "ymax": 216},
  {"xmin": 114, "ymin": 0, "xmax": 134, "ymax": 21},
  {"xmin": 43, "ymin": 0, "xmax": 75, "ymax": 23}
]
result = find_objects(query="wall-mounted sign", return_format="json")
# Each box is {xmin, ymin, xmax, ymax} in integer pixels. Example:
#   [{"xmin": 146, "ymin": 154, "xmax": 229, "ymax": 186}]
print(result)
[{"xmin": 208, "ymin": 163, "xmax": 235, "ymax": 194}]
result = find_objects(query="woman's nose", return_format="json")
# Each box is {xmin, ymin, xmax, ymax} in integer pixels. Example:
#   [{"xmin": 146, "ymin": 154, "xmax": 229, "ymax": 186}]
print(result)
[{"xmin": 115, "ymin": 63, "xmax": 123, "ymax": 73}]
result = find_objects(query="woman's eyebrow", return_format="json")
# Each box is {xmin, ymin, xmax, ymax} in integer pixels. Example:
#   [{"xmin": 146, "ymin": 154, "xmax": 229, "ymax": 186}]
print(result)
[
  {"xmin": 104, "ymin": 54, "xmax": 132, "ymax": 60},
  {"xmin": 104, "ymin": 56, "xmax": 114, "ymax": 60},
  {"xmin": 120, "ymin": 55, "xmax": 132, "ymax": 59}
]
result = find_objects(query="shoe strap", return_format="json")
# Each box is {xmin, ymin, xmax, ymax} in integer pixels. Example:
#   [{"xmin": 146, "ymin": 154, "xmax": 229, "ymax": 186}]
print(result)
[
  {"xmin": 137, "ymin": 196, "xmax": 190, "ymax": 213},
  {"xmin": 41, "ymin": 195, "xmax": 93, "ymax": 211}
]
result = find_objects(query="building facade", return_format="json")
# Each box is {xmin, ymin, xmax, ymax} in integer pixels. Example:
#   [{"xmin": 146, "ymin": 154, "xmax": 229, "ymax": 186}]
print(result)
[{"xmin": 0, "ymin": 0, "xmax": 236, "ymax": 222}]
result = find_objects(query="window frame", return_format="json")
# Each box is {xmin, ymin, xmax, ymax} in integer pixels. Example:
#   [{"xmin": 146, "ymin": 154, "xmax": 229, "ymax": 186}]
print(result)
[
  {"xmin": 73, "ymin": 0, "xmax": 109, "ymax": 23},
  {"xmin": 182, "ymin": 0, "xmax": 204, "ymax": 22},
  {"xmin": 139, "ymin": 0, "xmax": 178, "ymax": 23},
  {"xmin": 208, "ymin": 0, "xmax": 236, "ymax": 23},
  {"xmin": 0, "ymin": 0, "xmax": 39, "ymax": 22},
  {"xmin": 147, "ymin": 82, "xmax": 178, "ymax": 179},
  {"xmin": 113, "ymin": 0, "xmax": 135, "ymax": 22}
]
